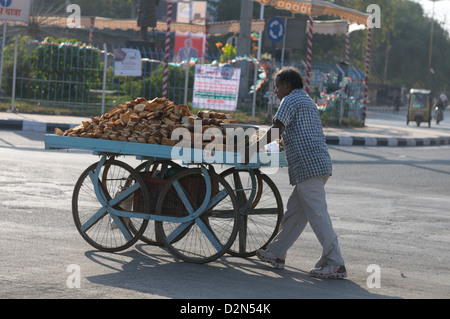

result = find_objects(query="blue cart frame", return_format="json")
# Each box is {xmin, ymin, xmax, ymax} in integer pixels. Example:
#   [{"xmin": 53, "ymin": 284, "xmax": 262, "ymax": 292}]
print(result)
[{"xmin": 45, "ymin": 135, "xmax": 286, "ymax": 263}]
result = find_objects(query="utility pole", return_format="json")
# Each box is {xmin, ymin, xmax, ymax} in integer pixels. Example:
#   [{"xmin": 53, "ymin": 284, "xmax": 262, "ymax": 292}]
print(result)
[
  {"xmin": 237, "ymin": 0, "xmax": 253, "ymax": 104},
  {"xmin": 427, "ymin": 0, "xmax": 447, "ymax": 89},
  {"xmin": 237, "ymin": 0, "xmax": 253, "ymax": 57}
]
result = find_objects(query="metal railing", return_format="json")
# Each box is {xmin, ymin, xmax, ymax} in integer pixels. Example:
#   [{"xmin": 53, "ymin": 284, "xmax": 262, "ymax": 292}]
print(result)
[{"xmin": 0, "ymin": 36, "xmax": 364, "ymax": 125}]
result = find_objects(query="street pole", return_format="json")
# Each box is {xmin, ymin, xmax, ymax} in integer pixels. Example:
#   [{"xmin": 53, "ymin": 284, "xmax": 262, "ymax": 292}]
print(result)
[
  {"xmin": 101, "ymin": 43, "xmax": 108, "ymax": 114},
  {"xmin": 237, "ymin": 0, "xmax": 253, "ymax": 112},
  {"xmin": 0, "ymin": 23, "xmax": 6, "ymax": 97},
  {"xmin": 252, "ymin": 3, "xmax": 264, "ymax": 121},
  {"xmin": 237, "ymin": 0, "xmax": 253, "ymax": 58},
  {"xmin": 427, "ymin": 0, "xmax": 436, "ymax": 89},
  {"xmin": 184, "ymin": 1, "xmax": 193, "ymax": 106},
  {"xmin": 427, "ymin": 0, "xmax": 446, "ymax": 89},
  {"xmin": 280, "ymin": 17, "xmax": 287, "ymax": 67},
  {"xmin": 11, "ymin": 37, "xmax": 18, "ymax": 112}
]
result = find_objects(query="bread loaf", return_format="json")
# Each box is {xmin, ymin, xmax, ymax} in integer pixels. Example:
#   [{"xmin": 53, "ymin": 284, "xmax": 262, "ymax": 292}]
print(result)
[{"xmin": 55, "ymin": 97, "xmax": 244, "ymax": 150}]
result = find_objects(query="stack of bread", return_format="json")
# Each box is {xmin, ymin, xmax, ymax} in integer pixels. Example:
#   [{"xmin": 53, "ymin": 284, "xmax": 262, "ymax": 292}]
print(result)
[{"xmin": 54, "ymin": 97, "xmax": 240, "ymax": 148}]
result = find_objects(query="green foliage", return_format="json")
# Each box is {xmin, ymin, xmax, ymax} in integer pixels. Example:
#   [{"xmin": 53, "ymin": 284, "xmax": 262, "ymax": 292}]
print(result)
[
  {"xmin": 103, "ymin": 63, "xmax": 195, "ymax": 106},
  {"xmin": 219, "ymin": 43, "xmax": 237, "ymax": 62},
  {"xmin": 333, "ymin": 0, "xmax": 450, "ymax": 92},
  {"xmin": 32, "ymin": 37, "xmax": 102, "ymax": 101},
  {"xmin": 147, "ymin": 63, "xmax": 195, "ymax": 102},
  {"xmin": 211, "ymin": 0, "xmax": 450, "ymax": 93},
  {"xmin": 2, "ymin": 36, "xmax": 34, "ymax": 96}
]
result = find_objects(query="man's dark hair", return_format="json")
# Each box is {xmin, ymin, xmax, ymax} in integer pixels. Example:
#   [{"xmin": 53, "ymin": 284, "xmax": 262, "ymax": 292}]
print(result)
[{"xmin": 274, "ymin": 66, "xmax": 304, "ymax": 89}]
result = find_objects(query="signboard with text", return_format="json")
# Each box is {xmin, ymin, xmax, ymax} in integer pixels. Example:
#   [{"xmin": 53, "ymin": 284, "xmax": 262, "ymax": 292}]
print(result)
[
  {"xmin": 193, "ymin": 64, "xmax": 240, "ymax": 111},
  {"xmin": 113, "ymin": 48, "xmax": 142, "ymax": 77},
  {"xmin": 0, "ymin": 0, "xmax": 31, "ymax": 23}
]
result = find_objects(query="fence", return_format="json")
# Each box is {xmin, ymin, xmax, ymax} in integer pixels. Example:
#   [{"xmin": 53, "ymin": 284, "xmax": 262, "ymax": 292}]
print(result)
[{"xmin": 0, "ymin": 36, "xmax": 365, "ymax": 125}]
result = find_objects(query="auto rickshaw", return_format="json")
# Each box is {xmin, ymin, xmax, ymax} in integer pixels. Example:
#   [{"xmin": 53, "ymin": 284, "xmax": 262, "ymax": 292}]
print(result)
[{"xmin": 407, "ymin": 89, "xmax": 432, "ymax": 127}]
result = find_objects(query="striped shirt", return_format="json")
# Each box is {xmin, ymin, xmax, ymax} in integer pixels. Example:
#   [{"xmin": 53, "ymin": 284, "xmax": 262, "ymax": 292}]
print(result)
[{"xmin": 273, "ymin": 89, "xmax": 332, "ymax": 185}]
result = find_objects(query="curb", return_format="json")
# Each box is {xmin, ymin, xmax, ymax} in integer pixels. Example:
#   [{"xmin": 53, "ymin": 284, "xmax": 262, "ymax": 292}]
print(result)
[
  {"xmin": 1, "ymin": 119, "xmax": 449, "ymax": 147},
  {"xmin": 325, "ymin": 135, "xmax": 450, "ymax": 147},
  {"xmin": 366, "ymin": 106, "xmax": 407, "ymax": 113},
  {"xmin": 0, "ymin": 119, "xmax": 74, "ymax": 133}
]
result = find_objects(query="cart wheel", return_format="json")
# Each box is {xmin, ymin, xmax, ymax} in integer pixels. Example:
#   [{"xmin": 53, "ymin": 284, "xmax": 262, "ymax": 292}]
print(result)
[
  {"xmin": 220, "ymin": 168, "xmax": 283, "ymax": 258},
  {"xmin": 155, "ymin": 167, "xmax": 239, "ymax": 263},
  {"xmin": 128, "ymin": 160, "xmax": 182, "ymax": 246},
  {"xmin": 72, "ymin": 159, "xmax": 150, "ymax": 252}
]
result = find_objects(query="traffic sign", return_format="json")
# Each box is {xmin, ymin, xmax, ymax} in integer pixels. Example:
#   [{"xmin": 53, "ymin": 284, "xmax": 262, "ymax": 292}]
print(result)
[{"xmin": 267, "ymin": 17, "xmax": 285, "ymax": 42}]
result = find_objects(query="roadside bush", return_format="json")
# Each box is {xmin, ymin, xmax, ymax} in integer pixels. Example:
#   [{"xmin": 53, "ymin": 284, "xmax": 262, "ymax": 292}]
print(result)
[{"xmin": 32, "ymin": 37, "xmax": 102, "ymax": 102}]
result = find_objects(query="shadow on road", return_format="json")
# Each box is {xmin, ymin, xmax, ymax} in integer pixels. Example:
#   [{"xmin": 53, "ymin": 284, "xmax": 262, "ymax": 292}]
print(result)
[{"xmin": 84, "ymin": 244, "xmax": 400, "ymax": 299}]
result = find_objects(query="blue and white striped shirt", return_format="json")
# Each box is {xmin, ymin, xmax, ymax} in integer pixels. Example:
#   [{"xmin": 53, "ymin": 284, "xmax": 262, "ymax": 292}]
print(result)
[{"xmin": 273, "ymin": 89, "xmax": 332, "ymax": 185}]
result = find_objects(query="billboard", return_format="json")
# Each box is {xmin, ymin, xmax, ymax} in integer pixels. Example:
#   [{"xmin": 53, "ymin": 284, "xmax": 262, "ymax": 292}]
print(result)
[
  {"xmin": 113, "ymin": 48, "xmax": 142, "ymax": 76},
  {"xmin": 193, "ymin": 64, "xmax": 241, "ymax": 111},
  {"xmin": 174, "ymin": 33, "xmax": 204, "ymax": 62},
  {"xmin": 173, "ymin": 0, "xmax": 207, "ymax": 62},
  {"xmin": 0, "ymin": 0, "xmax": 32, "ymax": 23}
]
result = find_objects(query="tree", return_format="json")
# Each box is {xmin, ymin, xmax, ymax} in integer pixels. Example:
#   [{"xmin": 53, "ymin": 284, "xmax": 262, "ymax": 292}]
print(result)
[{"xmin": 343, "ymin": 0, "xmax": 450, "ymax": 92}]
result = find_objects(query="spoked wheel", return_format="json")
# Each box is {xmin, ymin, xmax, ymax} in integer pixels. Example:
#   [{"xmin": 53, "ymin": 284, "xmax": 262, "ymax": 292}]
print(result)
[
  {"xmin": 155, "ymin": 167, "xmax": 239, "ymax": 263},
  {"xmin": 128, "ymin": 160, "xmax": 183, "ymax": 246},
  {"xmin": 220, "ymin": 168, "xmax": 283, "ymax": 258},
  {"xmin": 72, "ymin": 158, "xmax": 150, "ymax": 252}
]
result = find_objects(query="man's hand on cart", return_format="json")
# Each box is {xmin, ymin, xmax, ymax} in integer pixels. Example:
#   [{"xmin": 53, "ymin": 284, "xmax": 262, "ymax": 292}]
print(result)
[{"xmin": 241, "ymin": 120, "xmax": 284, "ymax": 164}]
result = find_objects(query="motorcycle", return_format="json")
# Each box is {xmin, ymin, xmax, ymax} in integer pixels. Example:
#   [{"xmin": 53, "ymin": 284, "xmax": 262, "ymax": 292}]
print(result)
[{"xmin": 435, "ymin": 106, "xmax": 444, "ymax": 124}]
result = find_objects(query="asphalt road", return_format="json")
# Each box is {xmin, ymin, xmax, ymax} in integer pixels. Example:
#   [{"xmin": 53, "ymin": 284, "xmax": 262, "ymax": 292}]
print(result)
[{"xmin": 0, "ymin": 129, "xmax": 449, "ymax": 301}]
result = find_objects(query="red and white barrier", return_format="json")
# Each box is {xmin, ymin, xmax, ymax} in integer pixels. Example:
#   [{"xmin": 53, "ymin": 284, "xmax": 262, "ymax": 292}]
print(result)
[
  {"xmin": 305, "ymin": 15, "xmax": 313, "ymax": 94},
  {"xmin": 162, "ymin": 2, "xmax": 172, "ymax": 98},
  {"xmin": 89, "ymin": 17, "xmax": 95, "ymax": 45},
  {"xmin": 362, "ymin": 27, "xmax": 372, "ymax": 124},
  {"xmin": 345, "ymin": 31, "xmax": 350, "ymax": 65}
]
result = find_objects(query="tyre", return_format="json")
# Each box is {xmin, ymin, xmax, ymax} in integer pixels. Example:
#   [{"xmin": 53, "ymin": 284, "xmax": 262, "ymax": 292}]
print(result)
[
  {"xmin": 72, "ymin": 159, "xmax": 149, "ymax": 252},
  {"xmin": 220, "ymin": 168, "xmax": 283, "ymax": 257}
]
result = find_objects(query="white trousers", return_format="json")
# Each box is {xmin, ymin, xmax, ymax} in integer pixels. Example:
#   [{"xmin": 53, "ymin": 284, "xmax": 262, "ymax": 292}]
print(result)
[{"xmin": 267, "ymin": 175, "xmax": 344, "ymax": 267}]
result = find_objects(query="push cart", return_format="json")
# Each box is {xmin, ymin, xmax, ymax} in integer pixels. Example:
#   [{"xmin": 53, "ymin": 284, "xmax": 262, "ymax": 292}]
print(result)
[{"xmin": 44, "ymin": 135, "xmax": 286, "ymax": 264}]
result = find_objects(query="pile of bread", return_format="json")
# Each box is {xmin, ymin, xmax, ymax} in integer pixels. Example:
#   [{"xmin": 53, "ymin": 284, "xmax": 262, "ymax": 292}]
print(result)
[{"xmin": 54, "ymin": 97, "xmax": 239, "ymax": 147}]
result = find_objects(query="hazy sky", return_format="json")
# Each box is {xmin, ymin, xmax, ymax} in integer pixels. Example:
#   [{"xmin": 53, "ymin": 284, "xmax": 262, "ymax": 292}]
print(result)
[{"xmin": 411, "ymin": 0, "xmax": 450, "ymax": 33}]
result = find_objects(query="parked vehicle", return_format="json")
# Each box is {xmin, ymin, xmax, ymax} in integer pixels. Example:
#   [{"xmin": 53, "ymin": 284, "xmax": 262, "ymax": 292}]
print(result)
[{"xmin": 407, "ymin": 89, "xmax": 431, "ymax": 127}]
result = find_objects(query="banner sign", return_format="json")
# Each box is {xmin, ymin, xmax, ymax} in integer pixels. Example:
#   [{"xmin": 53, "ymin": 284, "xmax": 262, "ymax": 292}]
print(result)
[
  {"xmin": 0, "ymin": 0, "xmax": 32, "ymax": 23},
  {"xmin": 193, "ymin": 64, "xmax": 241, "ymax": 111},
  {"xmin": 309, "ymin": 19, "xmax": 349, "ymax": 35},
  {"xmin": 174, "ymin": 33, "xmax": 204, "ymax": 62},
  {"xmin": 113, "ymin": 48, "xmax": 142, "ymax": 76}
]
